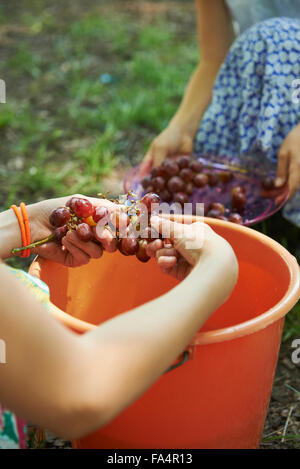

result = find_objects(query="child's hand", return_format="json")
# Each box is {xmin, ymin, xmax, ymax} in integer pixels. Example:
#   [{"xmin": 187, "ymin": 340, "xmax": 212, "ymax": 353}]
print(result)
[
  {"xmin": 139, "ymin": 124, "xmax": 194, "ymax": 177},
  {"xmin": 148, "ymin": 216, "xmax": 238, "ymax": 287},
  {"xmin": 276, "ymin": 123, "xmax": 300, "ymax": 198},
  {"xmin": 27, "ymin": 195, "xmax": 119, "ymax": 267}
]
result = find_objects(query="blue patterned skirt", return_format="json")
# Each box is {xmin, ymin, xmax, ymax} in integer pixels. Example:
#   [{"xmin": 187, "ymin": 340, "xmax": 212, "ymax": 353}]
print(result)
[{"xmin": 194, "ymin": 17, "xmax": 300, "ymax": 226}]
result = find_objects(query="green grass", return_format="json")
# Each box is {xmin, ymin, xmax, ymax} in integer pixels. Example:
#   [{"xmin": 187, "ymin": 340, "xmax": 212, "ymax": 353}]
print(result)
[{"xmin": 0, "ymin": 3, "xmax": 197, "ymax": 210}]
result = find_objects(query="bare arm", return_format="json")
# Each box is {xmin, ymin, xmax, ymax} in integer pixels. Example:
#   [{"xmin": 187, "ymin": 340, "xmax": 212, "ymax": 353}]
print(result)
[
  {"xmin": 0, "ymin": 217, "xmax": 237, "ymax": 439},
  {"xmin": 142, "ymin": 0, "xmax": 234, "ymax": 169},
  {"xmin": 170, "ymin": 0, "xmax": 234, "ymax": 134}
]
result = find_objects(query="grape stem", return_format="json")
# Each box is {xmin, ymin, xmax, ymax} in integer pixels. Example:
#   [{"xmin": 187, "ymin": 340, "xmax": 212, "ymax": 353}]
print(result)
[{"xmin": 11, "ymin": 233, "xmax": 55, "ymax": 254}]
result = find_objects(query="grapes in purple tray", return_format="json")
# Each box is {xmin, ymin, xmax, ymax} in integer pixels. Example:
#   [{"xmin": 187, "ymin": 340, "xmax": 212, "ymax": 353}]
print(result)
[
  {"xmin": 207, "ymin": 172, "xmax": 218, "ymax": 187},
  {"xmin": 186, "ymin": 182, "xmax": 195, "ymax": 195},
  {"xmin": 178, "ymin": 156, "xmax": 191, "ymax": 169},
  {"xmin": 189, "ymin": 160, "xmax": 203, "ymax": 173},
  {"xmin": 141, "ymin": 175, "xmax": 153, "ymax": 189},
  {"xmin": 209, "ymin": 202, "xmax": 225, "ymax": 214},
  {"xmin": 218, "ymin": 171, "xmax": 233, "ymax": 184},
  {"xmin": 180, "ymin": 168, "xmax": 194, "ymax": 182},
  {"xmin": 167, "ymin": 176, "xmax": 185, "ymax": 193},
  {"xmin": 162, "ymin": 160, "xmax": 180, "ymax": 177},
  {"xmin": 194, "ymin": 173, "xmax": 208, "ymax": 188},
  {"xmin": 206, "ymin": 209, "xmax": 224, "ymax": 219},
  {"xmin": 231, "ymin": 191, "xmax": 246, "ymax": 212},
  {"xmin": 159, "ymin": 189, "xmax": 172, "ymax": 202},
  {"xmin": 173, "ymin": 192, "xmax": 189, "ymax": 207},
  {"xmin": 152, "ymin": 176, "xmax": 166, "ymax": 192},
  {"xmin": 261, "ymin": 176, "xmax": 275, "ymax": 190},
  {"xmin": 229, "ymin": 213, "xmax": 243, "ymax": 224}
]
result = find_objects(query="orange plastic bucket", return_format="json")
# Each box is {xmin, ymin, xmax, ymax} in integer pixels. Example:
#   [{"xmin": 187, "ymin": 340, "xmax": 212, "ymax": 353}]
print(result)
[{"xmin": 29, "ymin": 217, "xmax": 300, "ymax": 449}]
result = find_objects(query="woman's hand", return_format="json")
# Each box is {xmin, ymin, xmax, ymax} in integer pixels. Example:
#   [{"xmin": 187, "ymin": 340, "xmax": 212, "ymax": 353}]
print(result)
[
  {"xmin": 27, "ymin": 195, "xmax": 119, "ymax": 267},
  {"xmin": 139, "ymin": 124, "xmax": 194, "ymax": 177},
  {"xmin": 148, "ymin": 216, "xmax": 238, "ymax": 288},
  {"xmin": 276, "ymin": 123, "xmax": 300, "ymax": 198}
]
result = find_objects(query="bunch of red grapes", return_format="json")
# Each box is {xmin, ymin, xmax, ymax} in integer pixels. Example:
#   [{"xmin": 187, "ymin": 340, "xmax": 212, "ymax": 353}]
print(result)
[
  {"xmin": 141, "ymin": 155, "xmax": 279, "ymax": 225},
  {"xmin": 48, "ymin": 193, "xmax": 162, "ymax": 263},
  {"xmin": 141, "ymin": 155, "xmax": 246, "ymax": 224}
]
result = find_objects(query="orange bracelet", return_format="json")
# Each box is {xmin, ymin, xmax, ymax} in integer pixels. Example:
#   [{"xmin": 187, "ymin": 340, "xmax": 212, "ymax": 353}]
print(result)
[
  {"xmin": 11, "ymin": 204, "xmax": 30, "ymax": 258},
  {"xmin": 20, "ymin": 202, "xmax": 31, "ymax": 257}
]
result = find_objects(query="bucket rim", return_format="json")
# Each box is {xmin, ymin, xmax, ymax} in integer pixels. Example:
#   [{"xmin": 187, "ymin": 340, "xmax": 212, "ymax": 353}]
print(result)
[{"xmin": 29, "ymin": 216, "xmax": 300, "ymax": 345}]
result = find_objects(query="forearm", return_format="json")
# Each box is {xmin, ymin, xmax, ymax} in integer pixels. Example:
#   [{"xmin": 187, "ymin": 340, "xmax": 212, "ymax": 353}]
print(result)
[
  {"xmin": 80, "ymin": 243, "xmax": 236, "ymax": 429},
  {"xmin": 0, "ymin": 243, "xmax": 236, "ymax": 438},
  {"xmin": 169, "ymin": 61, "xmax": 222, "ymax": 136},
  {"xmin": 169, "ymin": 0, "xmax": 234, "ymax": 136},
  {"xmin": 0, "ymin": 209, "xmax": 24, "ymax": 259},
  {"xmin": 0, "ymin": 204, "xmax": 42, "ymax": 259}
]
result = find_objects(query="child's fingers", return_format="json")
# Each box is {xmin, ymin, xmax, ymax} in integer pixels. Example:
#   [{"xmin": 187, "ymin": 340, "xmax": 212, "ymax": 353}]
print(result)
[
  {"xmin": 63, "ymin": 231, "xmax": 103, "ymax": 259},
  {"xmin": 156, "ymin": 247, "xmax": 178, "ymax": 259},
  {"xmin": 275, "ymin": 149, "xmax": 289, "ymax": 188},
  {"xmin": 157, "ymin": 256, "xmax": 178, "ymax": 269},
  {"xmin": 146, "ymin": 238, "xmax": 164, "ymax": 257},
  {"xmin": 62, "ymin": 238, "xmax": 91, "ymax": 267}
]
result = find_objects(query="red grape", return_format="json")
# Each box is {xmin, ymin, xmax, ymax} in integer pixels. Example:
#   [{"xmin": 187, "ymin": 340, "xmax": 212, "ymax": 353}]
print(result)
[
  {"xmin": 178, "ymin": 156, "xmax": 191, "ymax": 169},
  {"xmin": 194, "ymin": 173, "xmax": 208, "ymax": 188},
  {"xmin": 207, "ymin": 209, "xmax": 223, "ymax": 218},
  {"xmin": 94, "ymin": 206, "xmax": 111, "ymax": 224},
  {"xmin": 73, "ymin": 198, "xmax": 94, "ymax": 218},
  {"xmin": 136, "ymin": 239, "xmax": 150, "ymax": 263},
  {"xmin": 76, "ymin": 223, "xmax": 94, "ymax": 242},
  {"xmin": 49, "ymin": 207, "xmax": 71, "ymax": 227},
  {"xmin": 120, "ymin": 237, "xmax": 139, "ymax": 255},
  {"xmin": 232, "ymin": 191, "xmax": 246, "ymax": 211},
  {"xmin": 218, "ymin": 171, "xmax": 233, "ymax": 183},
  {"xmin": 167, "ymin": 176, "xmax": 185, "ymax": 193},
  {"xmin": 66, "ymin": 197, "xmax": 80, "ymax": 211},
  {"xmin": 173, "ymin": 192, "xmax": 189, "ymax": 207},
  {"xmin": 118, "ymin": 239, "xmax": 130, "ymax": 256},
  {"xmin": 140, "ymin": 193, "xmax": 160, "ymax": 212},
  {"xmin": 207, "ymin": 172, "xmax": 218, "ymax": 187},
  {"xmin": 162, "ymin": 160, "xmax": 180, "ymax": 177},
  {"xmin": 186, "ymin": 182, "xmax": 195, "ymax": 195},
  {"xmin": 232, "ymin": 185, "xmax": 246, "ymax": 196},
  {"xmin": 54, "ymin": 225, "xmax": 68, "ymax": 241},
  {"xmin": 151, "ymin": 167, "xmax": 160, "ymax": 178},
  {"xmin": 189, "ymin": 160, "xmax": 203, "ymax": 173},
  {"xmin": 229, "ymin": 213, "xmax": 243, "ymax": 224},
  {"xmin": 141, "ymin": 175, "xmax": 152, "ymax": 189},
  {"xmin": 180, "ymin": 168, "xmax": 194, "ymax": 182},
  {"xmin": 159, "ymin": 189, "xmax": 172, "ymax": 202},
  {"xmin": 261, "ymin": 176, "xmax": 275, "ymax": 190},
  {"xmin": 209, "ymin": 202, "xmax": 225, "ymax": 214},
  {"xmin": 145, "ymin": 185, "xmax": 154, "ymax": 194},
  {"xmin": 152, "ymin": 176, "xmax": 165, "ymax": 192}
]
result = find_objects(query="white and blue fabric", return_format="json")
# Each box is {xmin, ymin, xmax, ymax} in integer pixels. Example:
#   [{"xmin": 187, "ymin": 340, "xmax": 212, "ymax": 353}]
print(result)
[{"xmin": 194, "ymin": 17, "xmax": 300, "ymax": 227}]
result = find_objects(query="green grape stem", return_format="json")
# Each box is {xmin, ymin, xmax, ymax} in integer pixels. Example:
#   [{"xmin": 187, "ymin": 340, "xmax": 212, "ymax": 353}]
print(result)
[{"xmin": 11, "ymin": 233, "xmax": 55, "ymax": 254}]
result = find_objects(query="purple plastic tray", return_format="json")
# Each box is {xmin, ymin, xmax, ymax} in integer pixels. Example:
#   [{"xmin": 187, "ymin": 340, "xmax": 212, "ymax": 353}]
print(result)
[{"xmin": 123, "ymin": 155, "xmax": 289, "ymax": 226}]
